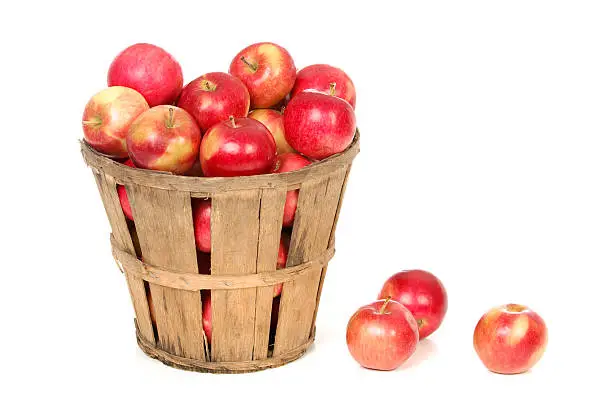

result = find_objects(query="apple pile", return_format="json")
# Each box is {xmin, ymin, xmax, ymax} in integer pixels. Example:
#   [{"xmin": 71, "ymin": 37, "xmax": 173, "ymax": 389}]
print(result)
[
  {"xmin": 346, "ymin": 270, "xmax": 547, "ymax": 374},
  {"xmin": 83, "ymin": 42, "xmax": 357, "ymax": 347}
]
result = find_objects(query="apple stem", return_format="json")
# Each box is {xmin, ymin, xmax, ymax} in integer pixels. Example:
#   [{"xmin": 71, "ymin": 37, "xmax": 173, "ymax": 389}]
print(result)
[
  {"xmin": 204, "ymin": 80, "xmax": 212, "ymax": 91},
  {"xmin": 417, "ymin": 319, "xmax": 425, "ymax": 328},
  {"xmin": 82, "ymin": 118, "xmax": 102, "ymax": 127},
  {"xmin": 240, "ymin": 56, "xmax": 258, "ymax": 72},
  {"xmin": 167, "ymin": 107, "xmax": 175, "ymax": 128},
  {"xmin": 280, "ymin": 106, "xmax": 286, "ymax": 114},
  {"xmin": 379, "ymin": 296, "xmax": 392, "ymax": 314},
  {"xmin": 229, "ymin": 115, "xmax": 236, "ymax": 128},
  {"xmin": 329, "ymin": 82, "xmax": 337, "ymax": 97}
]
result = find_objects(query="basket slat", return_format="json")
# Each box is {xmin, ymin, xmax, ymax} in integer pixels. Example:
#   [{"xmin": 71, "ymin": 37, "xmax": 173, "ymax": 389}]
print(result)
[
  {"xmin": 210, "ymin": 190, "xmax": 261, "ymax": 362},
  {"xmin": 93, "ymin": 171, "xmax": 155, "ymax": 343},
  {"xmin": 273, "ymin": 166, "xmax": 348, "ymax": 355},
  {"xmin": 127, "ymin": 185, "xmax": 204, "ymax": 360},
  {"xmin": 253, "ymin": 188, "xmax": 285, "ymax": 359}
]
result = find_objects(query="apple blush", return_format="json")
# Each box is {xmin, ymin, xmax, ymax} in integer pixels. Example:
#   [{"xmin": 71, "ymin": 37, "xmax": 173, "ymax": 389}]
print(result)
[
  {"xmin": 379, "ymin": 269, "xmax": 448, "ymax": 339},
  {"xmin": 229, "ymin": 42, "xmax": 297, "ymax": 108},
  {"xmin": 177, "ymin": 72, "xmax": 250, "ymax": 132},
  {"xmin": 473, "ymin": 304, "xmax": 548, "ymax": 374},
  {"xmin": 346, "ymin": 297, "xmax": 419, "ymax": 371},
  {"xmin": 108, "ymin": 43, "xmax": 183, "ymax": 107},
  {"xmin": 284, "ymin": 85, "xmax": 356, "ymax": 160},
  {"xmin": 82, "ymin": 86, "xmax": 149, "ymax": 158},
  {"xmin": 200, "ymin": 116, "xmax": 276, "ymax": 177}
]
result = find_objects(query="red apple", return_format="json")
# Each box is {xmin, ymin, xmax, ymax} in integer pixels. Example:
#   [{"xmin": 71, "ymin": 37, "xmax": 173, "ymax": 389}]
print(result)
[
  {"xmin": 200, "ymin": 116, "xmax": 276, "ymax": 177},
  {"xmin": 117, "ymin": 159, "xmax": 136, "ymax": 220},
  {"xmin": 346, "ymin": 298, "xmax": 419, "ymax": 371},
  {"xmin": 474, "ymin": 304, "xmax": 548, "ymax": 374},
  {"xmin": 291, "ymin": 64, "xmax": 356, "ymax": 108},
  {"xmin": 202, "ymin": 293, "xmax": 212, "ymax": 344},
  {"xmin": 177, "ymin": 72, "xmax": 250, "ymax": 132},
  {"xmin": 193, "ymin": 199, "xmax": 212, "ymax": 253},
  {"xmin": 108, "ymin": 43, "xmax": 183, "ymax": 107},
  {"xmin": 82, "ymin": 87, "xmax": 148, "ymax": 158},
  {"xmin": 284, "ymin": 89, "xmax": 356, "ymax": 160},
  {"xmin": 272, "ymin": 153, "xmax": 311, "ymax": 226},
  {"xmin": 229, "ymin": 42, "xmax": 297, "ymax": 108},
  {"xmin": 274, "ymin": 235, "xmax": 289, "ymax": 297},
  {"xmin": 248, "ymin": 109, "xmax": 295, "ymax": 154},
  {"xmin": 378, "ymin": 270, "xmax": 448, "ymax": 339},
  {"xmin": 127, "ymin": 105, "xmax": 201, "ymax": 174}
]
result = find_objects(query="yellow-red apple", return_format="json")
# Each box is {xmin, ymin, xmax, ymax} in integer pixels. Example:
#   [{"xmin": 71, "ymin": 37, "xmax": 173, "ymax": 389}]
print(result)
[{"xmin": 248, "ymin": 109, "xmax": 295, "ymax": 154}]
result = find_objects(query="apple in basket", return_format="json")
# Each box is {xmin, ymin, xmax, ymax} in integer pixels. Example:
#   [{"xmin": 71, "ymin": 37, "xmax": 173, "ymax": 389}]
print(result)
[
  {"xmin": 473, "ymin": 304, "xmax": 548, "ymax": 374},
  {"xmin": 378, "ymin": 270, "xmax": 448, "ymax": 339},
  {"xmin": 82, "ymin": 86, "xmax": 149, "ymax": 158},
  {"xmin": 199, "ymin": 116, "xmax": 276, "ymax": 177},
  {"xmin": 284, "ymin": 86, "xmax": 356, "ymax": 160},
  {"xmin": 127, "ymin": 106, "xmax": 201, "ymax": 175},
  {"xmin": 291, "ymin": 64, "xmax": 357, "ymax": 108},
  {"xmin": 177, "ymin": 72, "xmax": 250, "ymax": 132},
  {"xmin": 117, "ymin": 159, "xmax": 136, "ymax": 220},
  {"xmin": 229, "ymin": 42, "xmax": 297, "ymax": 108},
  {"xmin": 108, "ymin": 43, "xmax": 183, "ymax": 107},
  {"xmin": 346, "ymin": 297, "xmax": 419, "ymax": 370},
  {"xmin": 272, "ymin": 153, "xmax": 311, "ymax": 226},
  {"xmin": 248, "ymin": 109, "xmax": 295, "ymax": 154}
]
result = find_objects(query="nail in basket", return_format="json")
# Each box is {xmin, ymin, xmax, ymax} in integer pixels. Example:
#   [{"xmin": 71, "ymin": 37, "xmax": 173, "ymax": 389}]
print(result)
[{"xmin": 81, "ymin": 132, "xmax": 359, "ymax": 373}]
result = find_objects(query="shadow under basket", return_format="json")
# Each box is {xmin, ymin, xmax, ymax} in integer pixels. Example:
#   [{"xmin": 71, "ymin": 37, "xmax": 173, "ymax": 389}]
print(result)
[{"xmin": 81, "ymin": 132, "xmax": 359, "ymax": 374}]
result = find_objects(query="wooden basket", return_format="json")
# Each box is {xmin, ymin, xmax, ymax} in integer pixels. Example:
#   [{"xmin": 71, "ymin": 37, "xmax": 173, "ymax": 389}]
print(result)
[{"xmin": 81, "ymin": 132, "xmax": 359, "ymax": 373}]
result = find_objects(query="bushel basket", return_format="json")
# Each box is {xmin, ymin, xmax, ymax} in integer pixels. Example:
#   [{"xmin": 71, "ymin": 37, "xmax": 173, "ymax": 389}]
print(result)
[{"xmin": 81, "ymin": 132, "xmax": 359, "ymax": 373}]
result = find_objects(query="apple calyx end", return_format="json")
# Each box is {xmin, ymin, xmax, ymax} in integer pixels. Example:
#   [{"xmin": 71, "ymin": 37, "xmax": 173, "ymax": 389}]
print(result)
[
  {"xmin": 379, "ymin": 296, "xmax": 392, "ymax": 315},
  {"xmin": 240, "ymin": 56, "xmax": 258, "ymax": 72}
]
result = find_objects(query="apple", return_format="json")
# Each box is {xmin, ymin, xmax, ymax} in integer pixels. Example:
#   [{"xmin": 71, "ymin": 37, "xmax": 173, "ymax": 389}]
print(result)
[
  {"xmin": 117, "ymin": 159, "xmax": 136, "ymax": 220},
  {"xmin": 346, "ymin": 298, "xmax": 419, "ymax": 371},
  {"xmin": 193, "ymin": 199, "xmax": 212, "ymax": 253},
  {"xmin": 274, "ymin": 234, "xmax": 289, "ymax": 297},
  {"xmin": 474, "ymin": 304, "xmax": 548, "ymax": 374},
  {"xmin": 82, "ymin": 87, "xmax": 148, "ymax": 158},
  {"xmin": 272, "ymin": 153, "xmax": 311, "ymax": 226},
  {"xmin": 291, "ymin": 64, "xmax": 356, "ymax": 108},
  {"xmin": 127, "ymin": 105, "xmax": 201, "ymax": 174},
  {"xmin": 200, "ymin": 116, "xmax": 276, "ymax": 177},
  {"xmin": 177, "ymin": 72, "xmax": 250, "ymax": 132},
  {"xmin": 108, "ymin": 43, "xmax": 183, "ymax": 107},
  {"xmin": 378, "ymin": 270, "xmax": 448, "ymax": 339},
  {"xmin": 229, "ymin": 42, "xmax": 297, "ymax": 108},
  {"xmin": 284, "ymin": 89, "xmax": 356, "ymax": 160},
  {"xmin": 202, "ymin": 292, "xmax": 212, "ymax": 344},
  {"xmin": 248, "ymin": 109, "xmax": 295, "ymax": 154}
]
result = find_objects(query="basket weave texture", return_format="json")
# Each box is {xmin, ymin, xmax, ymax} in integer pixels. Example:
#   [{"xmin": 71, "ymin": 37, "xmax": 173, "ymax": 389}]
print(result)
[{"xmin": 81, "ymin": 132, "xmax": 359, "ymax": 373}]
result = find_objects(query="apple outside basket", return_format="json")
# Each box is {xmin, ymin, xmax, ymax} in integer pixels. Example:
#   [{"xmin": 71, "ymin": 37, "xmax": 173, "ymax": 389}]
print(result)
[{"xmin": 80, "ymin": 131, "xmax": 359, "ymax": 373}]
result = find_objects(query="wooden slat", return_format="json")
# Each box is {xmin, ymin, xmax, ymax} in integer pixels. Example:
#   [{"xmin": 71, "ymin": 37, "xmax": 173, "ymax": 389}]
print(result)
[
  {"xmin": 309, "ymin": 164, "xmax": 352, "ymax": 337},
  {"xmin": 210, "ymin": 190, "xmax": 261, "ymax": 362},
  {"xmin": 274, "ymin": 167, "xmax": 348, "ymax": 355},
  {"xmin": 127, "ymin": 184, "xmax": 204, "ymax": 360},
  {"xmin": 253, "ymin": 189, "xmax": 285, "ymax": 360},
  {"xmin": 93, "ymin": 171, "xmax": 155, "ymax": 343}
]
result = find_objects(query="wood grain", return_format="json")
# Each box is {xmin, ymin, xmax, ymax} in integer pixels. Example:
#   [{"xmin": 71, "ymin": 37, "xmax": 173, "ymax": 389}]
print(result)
[
  {"xmin": 93, "ymin": 171, "xmax": 155, "ymax": 343},
  {"xmin": 210, "ymin": 190, "xmax": 261, "ymax": 362},
  {"xmin": 127, "ymin": 184, "xmax": 204, "ymax": 360},
  {"xmin": 253, "ymin": 188, "xmax": 285, "ymax": 359},
  {"xmin": 273, "ymin": 167, "xmax": 348, "ymax": 355}
]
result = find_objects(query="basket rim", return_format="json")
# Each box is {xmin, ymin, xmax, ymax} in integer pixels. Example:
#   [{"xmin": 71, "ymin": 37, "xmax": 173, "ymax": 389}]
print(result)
[{"xmin": 81, "ymin": 130, "xmax": 359, "ymax": 193}]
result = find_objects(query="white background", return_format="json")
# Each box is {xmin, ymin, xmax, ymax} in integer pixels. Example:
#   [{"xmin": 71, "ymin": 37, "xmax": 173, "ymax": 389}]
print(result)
[{"xmin": 2, "ymin": 0, "xmax": 611, "ymax": 404}]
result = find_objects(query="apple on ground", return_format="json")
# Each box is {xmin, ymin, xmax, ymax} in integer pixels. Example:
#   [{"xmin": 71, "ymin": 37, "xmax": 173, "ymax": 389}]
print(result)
[
  {"xmin": 177, "ymin": 72, "xmax": 250, "ymax": 132},
  {"xmin": 474, "ymin": 304, "xmax": 547, "ymax": 374},
  {"xmin": 284, "ymin": 87, "xmax": 356, "ymax": 160},
  {"xmin": 346, "ymin": 297, "xmax": 419, "ymax": 371},
  {"xmin": 378, "ymin": 269, "xmax": 448, "ymax": 339},
  {"xmin": 82, "ymin": 86, "xmax": 148, "ymax": 158},
  {"xmin": 108, "ymin": 43, "xmax": 183, "ymax": 107},
  {"xmin": 248, "ymin": 109, "xmax": 295, "ymax": 154},
  {"xmin": 272, "ymin": 153, "xmax": 311, "ymax": 226},
  {"xmin": 229, "ymin": 42, "xmax": 296, "ymax": 108},
  {"xmin": 117, "ymin": 159, "xmax": 136, "ymax": 220},
  {"xmin": 127, "ymin": 105, "xmax": 201, "ymax": 175},
  {"xmin": 291, "ymin": 64, "xmax": 356, "ymax": 108},
  {"xmin": 200, "ymin": 116, "xmax": 276, "ymax": 177}
]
